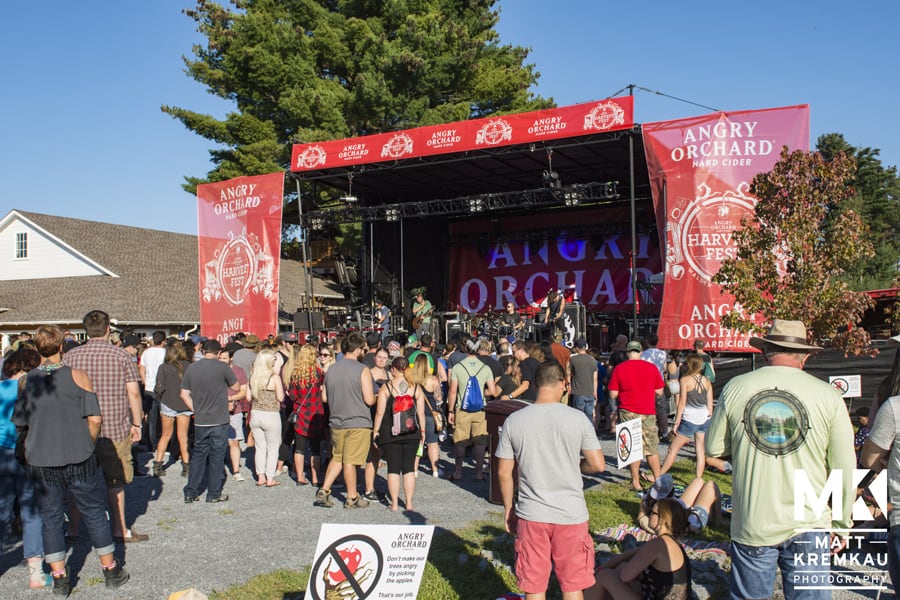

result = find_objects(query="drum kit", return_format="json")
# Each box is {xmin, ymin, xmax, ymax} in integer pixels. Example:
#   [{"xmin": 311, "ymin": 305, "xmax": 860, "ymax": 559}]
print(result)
[{"xmin": 459, "ymin": 306, "xmax": 542, "ymax": 342}]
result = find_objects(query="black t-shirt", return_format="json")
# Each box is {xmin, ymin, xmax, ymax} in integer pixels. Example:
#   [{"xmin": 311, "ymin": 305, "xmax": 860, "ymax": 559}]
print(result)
[
  {"xmin": 497, "ymin": 374, "xmax": 518, "ymax": 397},
  {"xmin": 477, "ymin": 355, "xmax": 503, "ymax": 379},
  {"xmin": 519, "ymin": 357, "xmax": 541, "ymax": 402}
]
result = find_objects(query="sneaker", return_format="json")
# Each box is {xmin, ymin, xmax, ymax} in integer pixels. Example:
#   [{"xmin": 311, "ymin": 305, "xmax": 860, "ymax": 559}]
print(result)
[
  {"xmin": 184, "ymin": 495, "xmax": 199, "ymax": 504},
  {"xmin": 232, "ymin": 473, "xmax": 245, "ymax": 482},
  {"xmin": 344, "ymin": 494, "xmax": 370, "ymax": 509},
  {"xmin": 363, "ymin": 489, "xmax": 380, "ymax": 502},
  {"xmin": 433, "ymin": 468, "xmax": 444, "ymax": 479},
  {"xmin": 51, "ymin": 569, "xmax": 69, "ymax": 597},
  {"xmin": 102, "ymin": 562, "xmax": 129, "ymax": 589},
  {"xmin": 314, "ymin": 488, "xmax": 334, "ymax": 508},
  {"xmin": 206, "ymin": 494, "xmax": 229, "ymax": 503}
]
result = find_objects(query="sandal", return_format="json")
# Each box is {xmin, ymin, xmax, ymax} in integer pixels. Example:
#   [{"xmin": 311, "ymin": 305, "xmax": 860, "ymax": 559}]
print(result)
[
  {"xmin": 640, "ymin": 471, "xmax": 656, "ymax": 484},
  {"xmin": 265, "ymin": 480, "xmax": 282, "ymax": 487}
]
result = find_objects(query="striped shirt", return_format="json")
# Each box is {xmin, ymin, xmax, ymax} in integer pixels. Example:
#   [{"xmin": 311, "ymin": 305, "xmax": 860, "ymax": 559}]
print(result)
[{"xmin": 63, "ymin": 338, "xmax": 140, "ymax": 442}]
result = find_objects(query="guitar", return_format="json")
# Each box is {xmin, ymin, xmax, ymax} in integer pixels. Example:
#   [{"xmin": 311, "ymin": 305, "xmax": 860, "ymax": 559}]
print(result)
[{"xmin": 411, "ymin": 307, "xmax": 433, "ymax": 330}]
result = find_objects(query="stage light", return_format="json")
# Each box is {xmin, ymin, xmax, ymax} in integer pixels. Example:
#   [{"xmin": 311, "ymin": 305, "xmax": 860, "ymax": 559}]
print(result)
[
  {"xmin": 310, "ymin": 216, "xmax": 326, "ymax": 230},
  {"xmin": 468, "ymin": 196, "xmax": 484, "ymax": 213},
  {"xmin": 563, "ymin": 189, "xmax": 581, "ymax": 207},
  {"xmin": 339, "ymin": 194, "xmax": 358, "ymax": 203},
  {"xmin": 385, "ymin": 207, "xmax": 400, "ymax": 222},
  {"xmin": 542, "ymin": 169, "xmax": 561, "ymax": 190}
]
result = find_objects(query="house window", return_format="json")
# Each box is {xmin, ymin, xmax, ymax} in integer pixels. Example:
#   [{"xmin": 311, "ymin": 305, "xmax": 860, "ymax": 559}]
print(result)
[{"xmin": 15, "ymin": 232, "xmax": 27, "ymax": 259}]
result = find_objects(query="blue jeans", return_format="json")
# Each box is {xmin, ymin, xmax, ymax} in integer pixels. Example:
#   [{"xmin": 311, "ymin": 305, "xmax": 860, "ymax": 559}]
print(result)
[
  {"xmin": 34, "ymin": 459, "xmax": 114, "ymax": 564},
  {"xmin": 730, "ymin": 530, "xmax": 830, "ymax": 599},
  {"xmin": 0, "ymin": 448, "xmax": 43, "ymax": 559},
  {"xmin": 571, "ymin": 395, "xmax": 595, "ymax": 423},
  {"xmin": 184, "ymin": 423, "xmax": 228, "ymax": 500},
  {"xmin": 888, "ymin": 525, "xmax": 900, "ymax": 595}
]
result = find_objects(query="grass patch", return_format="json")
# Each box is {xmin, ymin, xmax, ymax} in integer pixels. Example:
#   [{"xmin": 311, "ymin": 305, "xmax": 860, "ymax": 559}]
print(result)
[
  {"xmin": 208, "ymin": 568, "xmax": 309, "ymax": 600},
  {"xmin": 209, "ymin": 459, "xmax": 732, "ymax": 599},
  {"xmin": 157, "ymin": 518, "xmax": 178, "ymax": 531}
]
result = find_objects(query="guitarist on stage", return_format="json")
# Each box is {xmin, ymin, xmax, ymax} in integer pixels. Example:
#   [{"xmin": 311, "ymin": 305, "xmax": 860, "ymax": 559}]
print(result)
[
  {"xmin": 411, "ymin": 288, "xmax": 433, "ymax": 341},
  {"xmin": 374, "ymin": 298, "xmax": 391, "ymax": 343}
]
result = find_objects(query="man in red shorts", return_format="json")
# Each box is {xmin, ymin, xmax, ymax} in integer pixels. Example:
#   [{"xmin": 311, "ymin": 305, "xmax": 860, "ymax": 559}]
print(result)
[
  {"xmin": 608, "ymin": 340, "xmax": 665, "ymax": 491},
  {"xmin": 497, "ymin": 361, "xmax": 606, "ymax": 600}
]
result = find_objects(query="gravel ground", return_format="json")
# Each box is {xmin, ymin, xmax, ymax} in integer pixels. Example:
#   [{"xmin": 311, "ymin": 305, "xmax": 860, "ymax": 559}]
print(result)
[{"xmin": 0, "ymin": 437, "xmax": 887, "ymax": 599}]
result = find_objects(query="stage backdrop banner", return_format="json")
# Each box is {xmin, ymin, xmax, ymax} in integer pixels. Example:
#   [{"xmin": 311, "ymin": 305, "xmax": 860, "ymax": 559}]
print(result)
[
  {"xmin": 642, "ymin": 105, "xmax": 809, "ymax": 352},
  {"xmin": 291, "ymin": 97, "xmax": 633, "ymax": 171},
  {"xmin": 448, "ymin": 206, "xmax": 662, "ymax": 315},
  {"xmin": 196, "ymin": 173, "xmax": 284, "ymax": 343}
]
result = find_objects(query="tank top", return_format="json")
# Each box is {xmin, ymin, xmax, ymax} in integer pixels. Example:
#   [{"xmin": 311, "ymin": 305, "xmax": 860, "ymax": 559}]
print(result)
[
  {"xmin": 639, "ymin": 533, "xmax": 692, "ymax": 600},
  {"xmin": 252, "ymin": 378, "xmax": 281, "ymax": 412},
  {"xmin": 682, "ymin": 375, "xmax": 708, "ymax": 425}
]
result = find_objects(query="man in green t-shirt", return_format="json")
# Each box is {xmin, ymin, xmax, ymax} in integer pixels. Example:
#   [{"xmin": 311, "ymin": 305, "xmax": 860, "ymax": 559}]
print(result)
[{"xmin": 706, "ymin": 320, "xmax": 855, "ymax": 600}]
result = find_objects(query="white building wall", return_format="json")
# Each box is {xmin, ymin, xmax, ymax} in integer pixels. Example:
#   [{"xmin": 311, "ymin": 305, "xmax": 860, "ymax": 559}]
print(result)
[{"xmin": 0, "ymin": 217, "xmax": 107, "ymax": 280}]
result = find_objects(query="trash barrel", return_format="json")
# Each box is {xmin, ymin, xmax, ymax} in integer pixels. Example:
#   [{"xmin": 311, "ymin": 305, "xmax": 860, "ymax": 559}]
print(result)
[{"xmin": 485, "ymin": 399, "xmax": 531, "ymax": 504}]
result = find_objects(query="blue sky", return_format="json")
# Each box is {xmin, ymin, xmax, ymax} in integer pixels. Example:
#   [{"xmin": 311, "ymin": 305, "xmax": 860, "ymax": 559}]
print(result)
[{"xmin": 2, "ymin": 1, "xmax": 897, "ymax": 235}]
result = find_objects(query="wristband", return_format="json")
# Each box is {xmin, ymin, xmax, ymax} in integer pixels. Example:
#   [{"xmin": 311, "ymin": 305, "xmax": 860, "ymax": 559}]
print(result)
[{"xmin": 132, "ymin": 423, "xmax": 141, "ymax": 428}]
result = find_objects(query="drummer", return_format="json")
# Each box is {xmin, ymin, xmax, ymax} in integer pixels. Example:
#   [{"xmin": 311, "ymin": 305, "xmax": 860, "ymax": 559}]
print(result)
[{"xmin": 500, "ymin": 302, "xmax": 524, "ymax": 337}]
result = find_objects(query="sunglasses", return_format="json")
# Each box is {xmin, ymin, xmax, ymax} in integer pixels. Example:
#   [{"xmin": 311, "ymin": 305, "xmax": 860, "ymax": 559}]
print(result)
[{"xmin": 319, "ymin": 353, "xmax": 331, "ymax": 357}]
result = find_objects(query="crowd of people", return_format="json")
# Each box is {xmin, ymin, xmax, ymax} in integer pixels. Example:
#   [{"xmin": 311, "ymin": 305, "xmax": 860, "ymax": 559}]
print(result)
[{"xmin": 0, "ymin": 311, "xmax": 895, "ymax": 600}]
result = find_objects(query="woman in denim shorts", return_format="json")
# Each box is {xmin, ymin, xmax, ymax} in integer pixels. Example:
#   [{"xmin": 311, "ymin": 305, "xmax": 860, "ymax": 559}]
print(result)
[{"xmin": 660, "ymin": 354, "xmax": 712, "ymax": 479}]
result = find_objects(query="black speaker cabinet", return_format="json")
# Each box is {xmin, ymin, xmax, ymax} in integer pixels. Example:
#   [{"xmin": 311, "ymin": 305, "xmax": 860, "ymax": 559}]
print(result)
[
  {"xmin": 560, "ymin": 303, "xmax": 586, "ymax": 348},
  {"xmin": 293, "ymin": 311, "xmax": 325, "ymax": 332}
]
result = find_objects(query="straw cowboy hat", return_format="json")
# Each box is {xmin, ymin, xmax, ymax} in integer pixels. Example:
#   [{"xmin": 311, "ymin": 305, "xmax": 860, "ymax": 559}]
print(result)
[{"xmin": 748, "ymin": 319, "xmax": 820, "ymax": 351}]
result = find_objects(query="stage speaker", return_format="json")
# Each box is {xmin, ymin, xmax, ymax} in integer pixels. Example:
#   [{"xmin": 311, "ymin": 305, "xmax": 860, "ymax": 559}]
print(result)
[
  {"xmin": 445, "ymin": 320, "xmax": 466, "ymax": 345},
  {"xmin": 560, "ymin": 303, "xmax": 586, "ymax": 348},
  {"xmin": 294, "ymin": 311, "xmax": 324, "ymax": 332},
  {"xmin": 587, "ymin": 325, "xmax": 607, "ymax": 352}
]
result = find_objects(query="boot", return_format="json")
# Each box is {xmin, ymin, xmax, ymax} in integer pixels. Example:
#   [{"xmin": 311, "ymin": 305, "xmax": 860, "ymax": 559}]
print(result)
[
  {"xmin": 51, "ymin": 568, "xmax": 69, "ymax": 597},
  {"xmin": 102, "ymin": 561, "xmax": 129, "ymax": 589},
  {"xmin": 152, "ymin": 461, "xmax": 166, "ymax": 477},
  {"xmin": 181, "ymin": 462, "xmax": 190, "ymax": 477}
]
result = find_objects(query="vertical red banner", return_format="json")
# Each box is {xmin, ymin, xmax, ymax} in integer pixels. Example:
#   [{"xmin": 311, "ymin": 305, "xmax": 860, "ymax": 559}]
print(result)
[
  {"xmin": 642, "ymin": 105, "xmax": 809, "ymax": 352},
  {"xmin": 196, "ymin": 173, "xmax": 284, "ymax": 342}
]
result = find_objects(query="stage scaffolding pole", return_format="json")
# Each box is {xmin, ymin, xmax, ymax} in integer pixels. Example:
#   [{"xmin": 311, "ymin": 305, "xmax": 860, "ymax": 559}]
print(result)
[
  {"xmin": 295, "ymin": 178, "xmax": 314, "ymax": 334},
  {"xmin": 400, "ymin": 218, "xmax": 405, "ymax": 331},
  {"xmin": 629, "ymin": 131, "xmax": 638, "ymax": 339}
]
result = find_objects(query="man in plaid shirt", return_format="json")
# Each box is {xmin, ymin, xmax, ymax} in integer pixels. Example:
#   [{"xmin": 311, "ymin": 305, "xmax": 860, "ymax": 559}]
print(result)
[{"xmin": 63, "ymin": 310, "xmax": 148, "ymax": 543}]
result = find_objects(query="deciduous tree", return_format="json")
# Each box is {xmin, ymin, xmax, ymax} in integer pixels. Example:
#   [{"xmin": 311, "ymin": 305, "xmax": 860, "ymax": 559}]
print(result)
[{"xmin": 714, "ymin": 147, "xmax": 875, "ymax": 354}]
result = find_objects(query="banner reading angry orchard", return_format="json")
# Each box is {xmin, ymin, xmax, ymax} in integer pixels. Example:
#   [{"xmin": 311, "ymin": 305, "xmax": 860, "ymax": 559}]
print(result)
[
  {"xmin": 196, "ymin": 173, "xmax": 284, "ymax": 343},
  {"xmin": 642, "ymin": 105, "xmax": 809, "ymax": 352}
]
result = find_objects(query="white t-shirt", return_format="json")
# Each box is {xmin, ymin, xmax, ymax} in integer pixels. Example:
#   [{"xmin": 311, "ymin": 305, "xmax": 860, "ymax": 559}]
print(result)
[
  {"xmin": 495, "ymin": 402, "xmax": 601, "ymax": 524},
  {"xmin": 141, "ymin": 346, "xmax": 166, "ymax": 392}
]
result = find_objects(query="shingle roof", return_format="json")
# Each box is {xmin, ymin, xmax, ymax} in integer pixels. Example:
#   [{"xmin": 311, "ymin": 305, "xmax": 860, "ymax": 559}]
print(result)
[{"xmin": 0, "ymin": 210, "xmax": 344, "ymax": 327}]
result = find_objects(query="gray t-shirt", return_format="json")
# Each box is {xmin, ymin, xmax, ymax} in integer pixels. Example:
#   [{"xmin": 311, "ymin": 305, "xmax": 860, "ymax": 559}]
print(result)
[
  {"xmin": 570, "ymin": 353, "xmax": 598, "ymax": 397},
  {"xmin": 14, "ymin": 367, "xmax": 101, "ymax": 467},
  {"xmin": 867, "ymin": 395, "xmax": 900, "ymax": 528},
  {"xmin": 181, "ymin": 359, "xmax": 237, "ymax": 427},
  {"xmin": 232, "ymin": 348, "xmax": 257, "ymax": 378},
  {"xmin": 324, "ymin": 357, "xmax": 371, "ymax": 430},
  {"xmin": 495, "ymin": 402, "xmax": 602, "ymax": 524}
]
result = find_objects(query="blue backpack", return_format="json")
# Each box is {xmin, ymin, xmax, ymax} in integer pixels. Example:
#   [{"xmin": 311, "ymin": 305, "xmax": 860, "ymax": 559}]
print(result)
[{"xmin": 460, "ymin": 363, "xmax": 486, "ymax": 412}]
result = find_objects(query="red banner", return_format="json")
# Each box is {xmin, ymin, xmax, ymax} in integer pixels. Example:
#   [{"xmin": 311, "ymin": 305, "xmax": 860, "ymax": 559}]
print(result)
[
  {"xmin": 291, "ymin": 97, "xmax": 633, "ymax": 171},
  {"xmin": 448, "ymin": 207, "xmax": 662, "ymax": 315},
  {"xmin": 642, "ymin": 105, "xmax": 809, "ymax": 352},
  {"xmin": 196, "ymin": 173, "xmax": 284, "ymax": 343}
]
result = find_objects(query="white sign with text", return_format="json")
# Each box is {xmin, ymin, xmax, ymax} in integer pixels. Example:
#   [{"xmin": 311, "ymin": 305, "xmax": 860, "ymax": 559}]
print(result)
[{"xmin": 616, "ymin": 417, "xmax": 644, "ymax": 469}]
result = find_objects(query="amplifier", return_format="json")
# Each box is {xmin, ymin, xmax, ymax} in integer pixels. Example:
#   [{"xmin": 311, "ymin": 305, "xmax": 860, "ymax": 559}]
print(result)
[{"xmin": 294, "ymin": 311, "xmax": 325, "ymax": 332}]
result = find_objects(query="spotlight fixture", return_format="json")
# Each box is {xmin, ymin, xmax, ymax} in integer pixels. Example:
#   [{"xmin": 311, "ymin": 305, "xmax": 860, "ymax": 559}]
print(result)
[
  {"xmin": 310, "ymin": 216, "xmax": 326, "ymax": 230},
  {"xmin": 468, "ymin": 196, "xmax": 484, "ymax": 213},
  {"xmin": 339, "ymin": 172, "xmax": 358, "ymax": 203},
  {"xmin": 542, "ymin": 169, "xmax": 561, "ymax": 189},
  {"xmin": 385, "ymin": 207, "xmax": 400, "ymax": 222}
]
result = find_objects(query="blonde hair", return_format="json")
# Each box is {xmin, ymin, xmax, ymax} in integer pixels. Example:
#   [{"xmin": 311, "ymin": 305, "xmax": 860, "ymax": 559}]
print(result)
[
  {"xmin": 409, "ymin": 353, "xmax": 431, "ymax": 386},
  {"xmin": 290, "ymin": 344, "xmax": 319, "ymax": 387},
  {"xmin": 249, "ymin": 349, "xmax": 277, "ymax": 398}
]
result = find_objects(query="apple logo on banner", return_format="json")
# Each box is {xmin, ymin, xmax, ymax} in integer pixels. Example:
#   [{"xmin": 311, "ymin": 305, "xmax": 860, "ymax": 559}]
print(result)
[
  {"xmin": 381, "ymin": 133, "xmax": 414, "ymax": 159},
  {"xmin": 583, "ymin": 100, "xmax": 625, "ymax": 131},
  {"xmin": 202, "ymin": 228, "xmax": 276, "ymax": 306},
  {"xmin": 667, "ymin": 182, "xmax": 756, "ymax": 286},
  {"xmin": 297, "ymin": 145, "xmax": 327, "ymax": 169},
  {"xmin": 476, "ymin": 118, "xmax": 513, "ymax": 146}
]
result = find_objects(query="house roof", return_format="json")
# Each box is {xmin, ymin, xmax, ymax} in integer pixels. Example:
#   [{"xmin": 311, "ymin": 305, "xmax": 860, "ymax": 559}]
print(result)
[{"xmin": 0, "ymin": 210, "xmax": 344, "ymax": 328}]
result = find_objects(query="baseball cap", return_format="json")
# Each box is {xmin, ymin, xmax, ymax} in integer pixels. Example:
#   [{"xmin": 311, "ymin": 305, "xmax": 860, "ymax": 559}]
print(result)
[
  {"xmin": 283, "ymin": 332, "xmax": 299, "ymax": 343},
  {"xmin": 122, "ymin": 334, "xmax": 142, "ymax": 348},
  {"xmin": 649, "ymin": 474, "xmax": 674, "ymax": 500},
  {"xmin": 625, "ymin": 340, "xmax": 643, "ymax": 353},
  {"xmin": 574, "ymin": 338, "xmax": 588, "ymax": 349}
]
